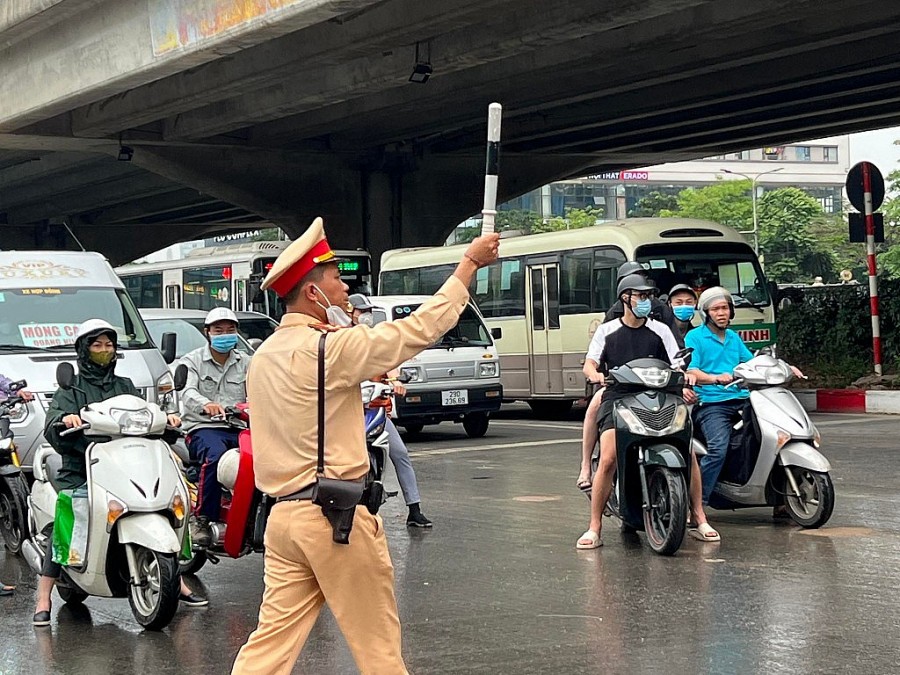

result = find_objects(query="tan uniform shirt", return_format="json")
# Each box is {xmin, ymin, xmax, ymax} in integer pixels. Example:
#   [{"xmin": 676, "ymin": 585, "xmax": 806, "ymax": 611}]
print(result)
[{"xmin": 248, "ymin": 275, "xmax": 470, "ymax": 497}]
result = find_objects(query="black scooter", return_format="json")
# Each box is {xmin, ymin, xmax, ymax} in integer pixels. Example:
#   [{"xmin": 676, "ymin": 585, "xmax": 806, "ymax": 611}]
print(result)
[
  {"xmin": 0, "ymin": 380, "xmax": 31, "ymax": 554},
  {"xmin": 590, "ymin": 354, "xmax": 693, "ymax": 555}
]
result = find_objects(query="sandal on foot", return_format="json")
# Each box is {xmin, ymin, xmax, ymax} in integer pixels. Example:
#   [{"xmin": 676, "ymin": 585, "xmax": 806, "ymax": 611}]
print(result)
[
  {"xmin": 576, "ymin": 530, "xmax": 602, "ymax": 549},
  {"xmin": 33, "ymin": 610, "xmax": 51, "ymax": 627},
  {"xmin": 576, "ymin": 477, "xmax": 592, "ymax": 491},
  {"xmin": 688, "ymin": 523, "xmax": 721, "ymax": 542}
]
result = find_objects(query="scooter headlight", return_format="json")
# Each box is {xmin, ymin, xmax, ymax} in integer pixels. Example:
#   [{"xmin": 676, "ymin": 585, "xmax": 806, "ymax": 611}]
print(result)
[
  {"xmin": 367, "ymin": 420, "xmax": 386, "ymax": 440},
  {"xmin": 812, "ymin": 426, "xmax": 821, "ymax": 449},
  {"xmin": 0, "ymin": 437, "xmax": 12, "ymax": 451},
  {"xmin": 5, "ymin": 403, "xmax": 28, "ymax": 424},
  {"xmin": 110, "ymin": 408, "xmax": 153, "ymax": 435},
  {"xmin": 616, "ymin": 407, "xmax": 648, "ymax": 435},
  {"xmin": 631, "ymin": 366, "xmax": 671, "ymax": 388}
]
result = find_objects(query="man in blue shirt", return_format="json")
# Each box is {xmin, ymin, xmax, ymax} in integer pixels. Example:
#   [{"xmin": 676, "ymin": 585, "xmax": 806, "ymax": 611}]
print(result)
[{"xmin": 686, "ymin": 286, "xmax": 801, "ymax": 505}]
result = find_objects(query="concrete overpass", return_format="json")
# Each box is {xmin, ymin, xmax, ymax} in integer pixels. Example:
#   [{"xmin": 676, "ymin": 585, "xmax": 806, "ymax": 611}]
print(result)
[{"xmin": 3, "ymin": 0, "xmax": 900, "ymax": 264}]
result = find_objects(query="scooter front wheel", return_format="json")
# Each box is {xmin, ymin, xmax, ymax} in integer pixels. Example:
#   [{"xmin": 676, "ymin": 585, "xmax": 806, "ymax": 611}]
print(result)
[
  {"xmin": 784, "ymin": 468, "xmax": 834, "ymax": 529},
  {"xmin": 127, "ymin": 546, "xmax": 180, "ymax": 630},
  {"xmin": 643, "ymin": 467, "xmax": 688, "ymax": 556},
  {"xmin": 0, "ymin": 476, "xmax": 28, "ymax": 554}
]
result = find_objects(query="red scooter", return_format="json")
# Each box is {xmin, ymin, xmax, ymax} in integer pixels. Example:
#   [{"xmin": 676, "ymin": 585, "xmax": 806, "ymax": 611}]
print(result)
[{"xmin": 173, "ymin": 366, "xmax": 272, "ymax": 575}]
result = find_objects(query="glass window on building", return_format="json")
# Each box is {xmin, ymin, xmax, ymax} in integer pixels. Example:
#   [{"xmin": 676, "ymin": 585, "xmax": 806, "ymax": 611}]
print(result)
[
  {"xmin": 795, "ymin": 146, "xmax": 811, "ymax": 161},
  {"xmin": 824, "ymin": 146, "xmax": 839, "ymax": 163},
  {"xmin": 551, "ymin": 182, "xmax": 609, "ymax": 218}
]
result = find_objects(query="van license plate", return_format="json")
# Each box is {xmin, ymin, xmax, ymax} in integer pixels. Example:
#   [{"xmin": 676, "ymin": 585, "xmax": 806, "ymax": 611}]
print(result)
[{"xmin": 442, "ymin": 390, "xmax": 468, "ymax": 406}]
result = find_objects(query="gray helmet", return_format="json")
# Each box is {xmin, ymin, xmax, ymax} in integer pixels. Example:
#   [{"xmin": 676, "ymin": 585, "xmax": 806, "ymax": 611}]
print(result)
[
  {"xmin": 616, "ymin": 261, "xmax": 646, "ymax": 281},
  {"xmin": 617, "ymin": 273, "xmax": 656, "ymax": 298},
  {"xmin": 667, "ymin": 284, "xmax": 697, "ymax": 303},
  {"xmin": 697, "ymin": 286, "xmax": 735, "ymax": 324}
]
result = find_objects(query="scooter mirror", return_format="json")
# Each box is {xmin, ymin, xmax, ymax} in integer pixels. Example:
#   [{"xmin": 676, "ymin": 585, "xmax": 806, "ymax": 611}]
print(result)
[
  {"xmin": 56, "ymin": 363, "xmax": 75, "ymax": 390},
  {"xmin": 397, "ymin": 372, "xmax": 412, "ymax": 384},
  {"xmin": 173, "ymin": 364, "xmax": 189, "ymax": 392},
  {"xmin": 8, "ymin": 379, "xmax": 27, "ymax": 392},
  {"xmin": 674, "ymin": 347, "xmax": 694, "ymax": 368},
  {"xmin": 160, "ymin": 332, "xmax": 177, "ymax": 365}
]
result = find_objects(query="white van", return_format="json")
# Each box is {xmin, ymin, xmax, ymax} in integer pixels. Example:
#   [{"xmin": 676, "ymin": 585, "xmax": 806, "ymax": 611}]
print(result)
[
  {"xmin": 0, "ymin": 252, "xmax": 175, "ymax": 470},
  {"xmin": 366, "ymin": 296, "xmax": 503, "ymax": 438}
]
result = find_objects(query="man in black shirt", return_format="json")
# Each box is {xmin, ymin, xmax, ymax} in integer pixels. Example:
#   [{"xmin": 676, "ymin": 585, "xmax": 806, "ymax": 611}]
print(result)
[
  {"xmin": 576, "ymin": 274, "xmax": 687, "ymax": 550},
  {"xmin": 603, "ymin": 261, "xmax": 684, "ymax": 348}
]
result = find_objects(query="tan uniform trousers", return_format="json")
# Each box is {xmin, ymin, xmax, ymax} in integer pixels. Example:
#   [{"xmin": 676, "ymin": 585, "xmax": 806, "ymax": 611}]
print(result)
[{"xmin": 231, "ymin": 500, "xmax": 408, "ymax": 675}]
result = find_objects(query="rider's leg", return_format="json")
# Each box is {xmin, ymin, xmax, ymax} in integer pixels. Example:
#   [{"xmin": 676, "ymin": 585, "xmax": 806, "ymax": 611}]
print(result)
[
  {"xmin": 33, "ymin": 555, "xmax": 60, "ymax": 624},
  {"xmin": 580, "ymin": 429, "xmax": 617, "ymax": 544},
  {"xmin": 191, "ymin": 428, "xmax": 239, "ymax": 522},
  {"xmin": 695, "ymin": 402, "xmax": 741, "ymax": 504},
  {"xmin": 578, "ymin": 389, "xmax": 604, "ymax": 486},
  {"xmin": 384, "ymin": 419, "xmax": 431, "ymax": 527},
  {"xmin": 689, "ymin": 453, "xmax": 709, "ymax": 527}
]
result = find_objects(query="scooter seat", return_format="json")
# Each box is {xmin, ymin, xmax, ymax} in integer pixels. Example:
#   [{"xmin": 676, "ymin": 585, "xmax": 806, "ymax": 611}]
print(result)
[{"xmin": 42, "ymin": 452, "xmax": 66, "ymax": 493}]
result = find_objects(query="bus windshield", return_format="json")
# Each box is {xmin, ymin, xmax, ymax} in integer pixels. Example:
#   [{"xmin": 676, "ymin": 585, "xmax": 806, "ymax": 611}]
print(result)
[
  {"xmin": 635, "ymin": 242, "xmax": 771, "ymax": 307},
  {"xmin": 0, "ymin": 287, "xmax": 151, "ymax": 351}
]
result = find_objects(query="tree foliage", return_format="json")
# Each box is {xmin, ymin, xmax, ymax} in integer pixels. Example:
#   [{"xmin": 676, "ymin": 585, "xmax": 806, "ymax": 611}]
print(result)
[
  {"xmin": 659, "ymin": 180, "xmax": 840, "ymax": 283},
  {"xmin": 628, "ymin": 191, "xmax": 678, "ymax": 217}
]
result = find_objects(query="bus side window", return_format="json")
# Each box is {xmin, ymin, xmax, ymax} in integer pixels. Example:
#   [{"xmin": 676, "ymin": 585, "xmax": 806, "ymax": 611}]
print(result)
[
  {"xmin": 475, "ymin": 258, "xmax": 524, "ymax": 318},
  {"xmin": 593, "ymin": 248, "xmax": 626, "ymax": 311}
]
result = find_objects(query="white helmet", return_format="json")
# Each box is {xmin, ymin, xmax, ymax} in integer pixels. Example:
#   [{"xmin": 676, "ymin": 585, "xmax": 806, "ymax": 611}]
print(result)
[
  {"xmin": 697, "ymin": 286, "xmax": 735, "ymax": 324},
  {"xmin": 75, "ymin": 319, "xmax": 117, "ymax": 345},
  {"xmin": 216, "ymin": 448, "xmax": 241, "ymax": 490},
  {"xmin": 204, "ymin": 307, "xmax": 239, "ymax": 326}
]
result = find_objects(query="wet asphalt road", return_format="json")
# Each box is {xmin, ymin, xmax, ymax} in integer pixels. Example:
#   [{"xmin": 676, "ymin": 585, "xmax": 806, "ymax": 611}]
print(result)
[{"xmin": 1, "ymin": 406, "xmax": 899, "ymax": 674}]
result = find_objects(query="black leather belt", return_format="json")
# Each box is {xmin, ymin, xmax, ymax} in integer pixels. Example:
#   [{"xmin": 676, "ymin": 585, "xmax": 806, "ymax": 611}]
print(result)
[{"xmin": 276, "ymin": 485, "xmax": 316, "ymax": 503}]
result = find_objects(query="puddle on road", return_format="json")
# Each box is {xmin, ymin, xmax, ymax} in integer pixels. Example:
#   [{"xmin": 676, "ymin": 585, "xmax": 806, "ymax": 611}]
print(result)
[{"xmin": 796, "ymin": 526, "xmax": 876, "ymax": 538}]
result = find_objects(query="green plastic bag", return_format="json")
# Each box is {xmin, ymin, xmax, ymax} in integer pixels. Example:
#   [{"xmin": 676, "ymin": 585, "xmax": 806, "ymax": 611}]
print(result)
[{"xmin": 51, "ymin": 487, "xmax": 89, "ymax": 567}]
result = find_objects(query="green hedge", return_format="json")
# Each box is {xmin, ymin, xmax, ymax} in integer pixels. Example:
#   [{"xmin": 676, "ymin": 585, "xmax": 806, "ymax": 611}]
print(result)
[{"xmin": 776, "ymin": 279, "xmax": 900, "ymax": 387}]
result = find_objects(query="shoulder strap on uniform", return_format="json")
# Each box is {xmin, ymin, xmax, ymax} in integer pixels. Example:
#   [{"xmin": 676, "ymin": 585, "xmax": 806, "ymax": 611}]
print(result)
[{"xmin": 317, "ymin": 332, "xmax": 327, "ymax": 476}]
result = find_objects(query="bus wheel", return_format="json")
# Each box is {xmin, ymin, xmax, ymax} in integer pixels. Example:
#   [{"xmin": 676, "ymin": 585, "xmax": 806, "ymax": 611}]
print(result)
[{"xmin": 528, "ymin": 400, "xmax": 573, "ymax": 420}]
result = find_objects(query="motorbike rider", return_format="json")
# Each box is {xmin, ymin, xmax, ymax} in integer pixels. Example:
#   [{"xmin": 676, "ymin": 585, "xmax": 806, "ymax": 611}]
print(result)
[
  {"xmin": 179, "ymin": 307, "xmax": 250, "ymax": 548},
  {"xmin": 577, "ymin": 275, "xmax": 703, "ymax": 549},
  {"xmin": 576, "ymin": 267, "xmax": 686, "ymax": 490},
  {"xmin": 0, "ymin": 375, "xmax": 34, "ymax": 403},
  {"xmin": 667, "ymin": 284, "xmax": 698, "ymax": 341},
  {"xmin": 32, "ymin": 320, "xmax": 198, "ymax": 627},
  {"xmin": 348, "ymin": 294, "xmax": 433, "ymax": 528},
  {"xmin": 685, "ymin": 287, "xmax": 804, "ymax": 512}
]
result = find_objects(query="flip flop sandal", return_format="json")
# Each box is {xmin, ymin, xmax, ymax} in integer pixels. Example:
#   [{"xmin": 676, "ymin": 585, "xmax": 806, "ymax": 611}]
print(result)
[
  {"xmin": 576, "ymin": 530, "xmax": 603, "ymax": 549},
  {"xmin": 0, "ymin": 586, "xmax": 14, "ymax": 596},
  {"xmin": 576, "ymin": 478, "xmax": 592, "ymax": 491},
  {"xmin": 688, "ymin": 523, "xmax": 721, "ymax": 542}
]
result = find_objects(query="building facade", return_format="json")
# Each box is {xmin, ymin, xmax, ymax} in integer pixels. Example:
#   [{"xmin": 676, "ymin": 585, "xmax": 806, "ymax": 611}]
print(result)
[{"xmin": 499, "ymin": 135, "xmax": 851, "ymax": 221}]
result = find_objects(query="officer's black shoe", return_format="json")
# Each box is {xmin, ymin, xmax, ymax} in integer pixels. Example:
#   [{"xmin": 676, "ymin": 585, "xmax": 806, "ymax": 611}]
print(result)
[
  {"xmin": 406, "ymin": 504, "xmax": 433, "ymax": 528},
  {"xmin": 179, "ymin": 592, "xmax": 209, "ymax": 607},
  {"xmin": 190, "ymin": 515, "xmax": 212, "ymax": 547}
]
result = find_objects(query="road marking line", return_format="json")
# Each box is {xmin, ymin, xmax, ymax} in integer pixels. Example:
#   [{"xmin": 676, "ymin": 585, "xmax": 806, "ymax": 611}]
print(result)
[
  {"xmin": 491, "ymin": 420, "xmax": 582, "ymax": 431},
  {"xmin": 410, "ymin": 438, "xmax": 580, "ymax": 457}
]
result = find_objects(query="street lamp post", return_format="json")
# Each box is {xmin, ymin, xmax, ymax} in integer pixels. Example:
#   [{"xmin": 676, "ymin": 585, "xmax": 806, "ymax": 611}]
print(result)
[{"xmin": 721, "ymin": 167, "xmax": 784, "ymax": 256}]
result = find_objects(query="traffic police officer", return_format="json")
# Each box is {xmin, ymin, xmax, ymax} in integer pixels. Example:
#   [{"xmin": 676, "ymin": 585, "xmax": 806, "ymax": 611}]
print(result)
[{"xmin": 231, "ymin": 217, "xmax": 499, "ymax": 674}]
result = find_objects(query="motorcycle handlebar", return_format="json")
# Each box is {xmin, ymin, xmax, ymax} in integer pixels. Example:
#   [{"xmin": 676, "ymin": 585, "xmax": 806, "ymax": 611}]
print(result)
[{"xmin": 59, "ymin": 423, "xmax": 91, "ymax": 437}]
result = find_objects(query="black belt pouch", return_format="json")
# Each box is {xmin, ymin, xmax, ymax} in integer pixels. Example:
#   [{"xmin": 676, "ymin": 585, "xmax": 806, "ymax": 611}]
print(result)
[{"xmin": 312, "ymin": 477, "xmax": 365, "ymax": 545}]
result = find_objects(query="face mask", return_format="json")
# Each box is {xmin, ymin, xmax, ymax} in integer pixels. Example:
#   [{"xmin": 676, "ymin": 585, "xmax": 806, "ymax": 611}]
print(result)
[
  {"xmin": 210, "ymin": 334, "xmax": 239, "ymax": 353},
  {"xmin": 313, "ymin": 284, "xmax": 353, "ymax": 328},
  {"xmin": 632, "ymin": 298, "xmax": 652, "ymax": 318},
  {"xmin": 673, "ymin": 305, "xmax": 695, "ymax": 321},
  {"xmin": 89, "ymin": 350, "xmax": 115, "ymax": 367}
]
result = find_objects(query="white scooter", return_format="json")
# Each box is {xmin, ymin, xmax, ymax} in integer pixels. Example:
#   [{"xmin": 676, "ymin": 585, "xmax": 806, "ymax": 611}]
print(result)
[
  {"xmin": 21, "ymin": 362, "xmax": 190, "ymax": 630},
  {"xmin": 693, "ymin": 351, "xmax": 834, "ymax": 528}
]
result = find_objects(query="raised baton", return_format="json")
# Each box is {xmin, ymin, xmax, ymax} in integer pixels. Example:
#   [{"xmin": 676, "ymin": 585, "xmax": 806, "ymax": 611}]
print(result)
[{"xmin": 480, "ymin": 102, "xmax": 503, "ymax": 234}]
